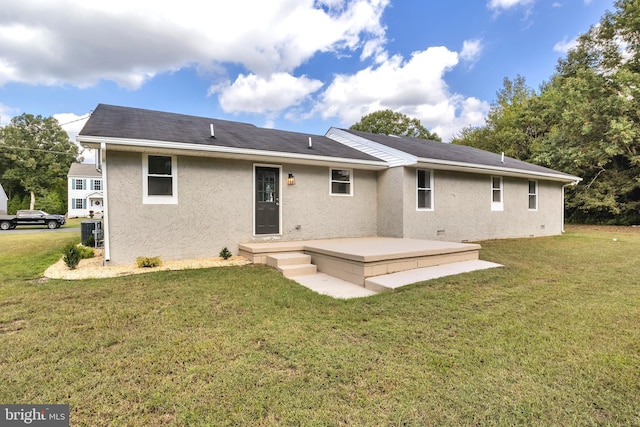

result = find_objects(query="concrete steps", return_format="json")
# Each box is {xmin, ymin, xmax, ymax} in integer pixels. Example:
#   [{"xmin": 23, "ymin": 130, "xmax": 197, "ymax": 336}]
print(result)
[{"xmin": 266, "ymin": 253, "xmax": 317, "ymax": 278}]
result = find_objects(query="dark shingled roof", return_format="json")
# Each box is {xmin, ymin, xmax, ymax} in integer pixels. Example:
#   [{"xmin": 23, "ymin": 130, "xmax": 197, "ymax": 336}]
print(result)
[
  {"xmin": 342, "ymin": 129, "xmax": 578, "ymax": 179},
  {"xmin": 80, "ymin": 104, "xmax": 382, "ymax": 163}
]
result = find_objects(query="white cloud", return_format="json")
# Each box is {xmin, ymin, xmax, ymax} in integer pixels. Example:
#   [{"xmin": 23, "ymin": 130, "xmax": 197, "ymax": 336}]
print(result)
[
  {"xmin": 487, "ymin": 0, "xmax": 535, "ymax": 10},
  {"xmin": 460, "ymin": 39, "xmax": 484, "ymax": 63},
  {"xmin": 0, "ymin": 102, "xmax": 18, "ymax": 126},
  {"xmin": 0, "ymin": 0, "xmax": 388, "ymax": 89},
  {"xmin": 553, "ymin": 36, "xmax": 578, "ymax": 53},
  {"xmin": 211, "ymin": 73, "xmax": 323, "ymax": 114},
  {"xmin": 315, "ymin": 47, "xmax": 489, "ymax": 141}
]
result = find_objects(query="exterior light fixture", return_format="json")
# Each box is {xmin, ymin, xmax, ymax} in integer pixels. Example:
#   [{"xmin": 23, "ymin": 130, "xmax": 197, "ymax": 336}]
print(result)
[{"xmin": 287, "ymin": 173, "xmax": 296, "ymax": 185}]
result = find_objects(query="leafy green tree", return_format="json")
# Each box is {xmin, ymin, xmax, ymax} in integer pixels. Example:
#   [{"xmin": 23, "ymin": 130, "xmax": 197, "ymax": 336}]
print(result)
[
  {"xmin": 530, "ymin": 0, "xmax": 640, "ymax": 224},
  {"xmin": 452, "ymin": 75, "xmax": 538, "ymax": 160},
  {"xmin": 0, "ymin": 113, "xmax": 80, "ymax": 211},
  {"xmin": 350, "ymin": 109, "xmax": 441, "ymax": 141}
]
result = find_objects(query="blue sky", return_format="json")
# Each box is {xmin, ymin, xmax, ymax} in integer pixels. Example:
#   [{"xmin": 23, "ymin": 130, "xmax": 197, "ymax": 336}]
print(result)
[{"xmin": 0, "ymin": 0, "xmax": 615, "ymax": 161}]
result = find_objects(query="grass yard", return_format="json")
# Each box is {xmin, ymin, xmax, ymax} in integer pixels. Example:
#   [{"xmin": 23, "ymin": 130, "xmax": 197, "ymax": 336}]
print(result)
[{"xmin": 1, "ymin": 226, "xmax": 639, "ymax": 426}]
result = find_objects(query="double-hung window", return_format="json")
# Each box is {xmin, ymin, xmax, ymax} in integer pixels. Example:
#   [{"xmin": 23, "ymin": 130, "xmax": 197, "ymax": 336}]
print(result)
[
  {"xmin": 72, "ymin": 179, "xmax": 85, "ymax": 190},
  {"xmin": 491, "ymin": 176, "xmax": 503, "ymax": 211},
  {"xmin": 143, "ymin": 154, "xmax": 178, "ymax": 204},
  {"xmin": 72, "ymin": 198, "xmax": 86, "ymax": 209},
  {"xmin": 528, "ymin": 180, "xmax": 538, "ymax": 210},
  {"xmin": 417, "ymin": 169, "xmax": 433, "ymax": 210},
  {"xmin": 330, "ymin": 169, "xmax": 352, "ymax": 196},
  {"xmin": 92, "ymin": 179, "xmax": 102, "ymax": 191}
]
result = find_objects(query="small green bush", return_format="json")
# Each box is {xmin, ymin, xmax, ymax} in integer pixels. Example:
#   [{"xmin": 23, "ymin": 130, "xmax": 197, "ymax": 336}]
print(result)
[
  {"xmin": 84, "ymin": 235, "xmax": 95, "ymax": 247},
  {"xmin": 78, "ymin": 245, "xmax": 95, "ymax": 260},
  {"xmin": 63, "ymin": 243, "xmax": 81, "ymax": 270},
  {"xmin": 219, "ymin": 247, "xmax": 232, "ymax": 260},
  {"xmin": 136, "ymin": 256, "xmax": 162, "ymax": 268},
  {"xmin": 62, "ymin": 243, "xmax": 95, "ymax": 270}
]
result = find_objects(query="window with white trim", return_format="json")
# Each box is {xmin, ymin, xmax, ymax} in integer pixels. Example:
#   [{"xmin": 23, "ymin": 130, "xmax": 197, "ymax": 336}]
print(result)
[
  {"xmin": 72, "ymin": 179, "xmax": 85, "ymax": 190},
  {"xmin": 528, "ymin": 180, "xmax": 538, "ymax": 210},
  {"xmin": 330, "ymin": 169, "xmax": 352, "ymax": 196},
  {"xmin": 417, "ymin": 169, "xmax": 433, "ymax": 210},
  {"xmin": 143, "ymin": 154, "xmax": 178, "ymax": 204},
  {"xmin": 92, "ymin": 179, "xmax": 102, "ymax": 191},
  {"xmin": 491, "ymin": 176, "xmax": 503, "ymax": 211},
  {"xmin": 72, "ymin": 198, "xmax": 86, "ymax": 209}
]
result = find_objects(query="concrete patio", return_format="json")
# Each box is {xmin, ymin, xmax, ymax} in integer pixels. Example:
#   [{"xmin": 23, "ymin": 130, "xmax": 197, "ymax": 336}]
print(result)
[{"xmin": 239, "ymin": 237, "xmax": 502, "ymax": 299}]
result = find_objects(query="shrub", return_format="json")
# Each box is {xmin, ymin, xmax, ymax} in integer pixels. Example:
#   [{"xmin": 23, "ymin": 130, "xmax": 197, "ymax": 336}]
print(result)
[
  {"xmin": 136, "ymin": 256, "xmax": 162, "ymax": 268},
  {"xmin": 63, "ymin": 243, "xmax": 81, "ymax": 270},
  {"xmin": 62, "ymin": 243, "xmax": 95, "ymax": 270},
  {"xmin": 219, "ymin": 247, "xmax": 232, "ymax": 260},
  {"xmin": 78, "ymin": 245, "xmax": 95, "ymax": 260},
  {"xmin": 84, "ymin": 235, "xmax": 95, "ymax": 247}
]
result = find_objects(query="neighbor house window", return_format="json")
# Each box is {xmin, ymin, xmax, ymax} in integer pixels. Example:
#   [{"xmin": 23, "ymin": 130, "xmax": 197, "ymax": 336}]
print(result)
[
  {"xmin": 491, "ymin": 176, "xmax": 503, "ymax": 211},
  {"xmin": 143, "ymin": 154, "xmax": 178, "ymax": 204},
  {"xmin": 330, "ymin": 169, "xmax": 352, "ymax": 196},
  {"xmin": 528, "ymin": 180, "xmax": 538, "ymax": 210},
  {"xmin": 72, "ymin": 198, "xmax": 86, "ymax": 209},
  {"xmin": 417, "ymin": 169, "xmax": 433, "ymax": 210},
  {"xmin": 92, "ymin": 179, "xmax": 102, "ymax": 191},
  {"xmin": 72, "ymin": 179, "xmax": 85, "ymax": 190}
]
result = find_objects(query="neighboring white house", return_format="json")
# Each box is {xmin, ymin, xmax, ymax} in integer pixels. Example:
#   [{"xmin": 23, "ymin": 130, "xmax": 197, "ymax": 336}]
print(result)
[
  {"xmin": 67, "ymin": 163, "xmax": 103, "ymax": 218},
  {"xmin": 0, "ymin": 182, "xmax": 7, "ymax": 214}
]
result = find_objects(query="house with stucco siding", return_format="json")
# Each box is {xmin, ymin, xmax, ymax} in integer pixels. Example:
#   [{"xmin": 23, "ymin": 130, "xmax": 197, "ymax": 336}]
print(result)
[{"xmin": 76, "ymin": 104, "xmax": 581, "ymax": 266}]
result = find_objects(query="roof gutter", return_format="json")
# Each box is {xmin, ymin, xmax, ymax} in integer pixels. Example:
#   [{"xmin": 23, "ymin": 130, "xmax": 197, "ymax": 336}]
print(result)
[
  {"xmin": 415, "ymin": 157, "xmax": 583, "ymax": 183},
  {"xmin": 77, "ymin": 135, "xmax": 388, "ymax": 170}
]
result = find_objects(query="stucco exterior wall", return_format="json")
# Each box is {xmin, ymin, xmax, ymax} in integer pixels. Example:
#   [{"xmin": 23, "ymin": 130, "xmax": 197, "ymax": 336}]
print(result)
[
  {"xmin": 398, "ymin": 169, "xmax": 565, "ymax": 242},
  {"xmin": 376, "ymin": 167, "xmax": 404, "ymax": 237},
  {"xmin": 105, "ymin": 151, "xmax": 378, "ymax": 265},
  {"xmin": 280, "ymin": 165, "xmax": 378, "ymax": 240}
]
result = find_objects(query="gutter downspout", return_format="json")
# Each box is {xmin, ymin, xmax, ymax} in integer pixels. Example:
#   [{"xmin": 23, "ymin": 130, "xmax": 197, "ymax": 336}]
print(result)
[{"xmin": 100, "ymin": 142, "xmax": 110, "ymax": 262}]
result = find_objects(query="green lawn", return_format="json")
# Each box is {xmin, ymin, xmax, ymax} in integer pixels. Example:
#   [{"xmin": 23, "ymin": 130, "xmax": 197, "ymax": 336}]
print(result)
[{"xmin": 1, "ymin": 226, "xmax": 639, "ymax": 426}]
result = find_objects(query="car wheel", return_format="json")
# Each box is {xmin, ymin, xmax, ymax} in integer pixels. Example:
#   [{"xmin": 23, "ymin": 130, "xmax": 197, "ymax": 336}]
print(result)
[
  {"xmin": 47, "ymin": 220, "xmax": 58, "ymax": 229},
  {"xmin": 0, "ymin": 221, "xmax": 11, "ymax": 230}
]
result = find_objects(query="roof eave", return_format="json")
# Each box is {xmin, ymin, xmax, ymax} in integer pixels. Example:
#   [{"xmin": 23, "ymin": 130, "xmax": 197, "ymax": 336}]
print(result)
[
  {"xmin": 416, "ymin": 158, "xmax": 582, "ymax": 183},
  {"xmin": 77, "ymin": 135, "xmax": 388, "ymax": 170}
]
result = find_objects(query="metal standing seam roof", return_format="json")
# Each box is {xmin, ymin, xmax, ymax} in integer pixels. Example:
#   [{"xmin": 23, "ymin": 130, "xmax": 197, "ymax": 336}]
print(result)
[
  {"xmin": 78, "ymin": 104, "xmax": 384, "ymax": 163},
  {"xmin": 340, "ymin": 128, "xmax": 581, "ymax": 181}
]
